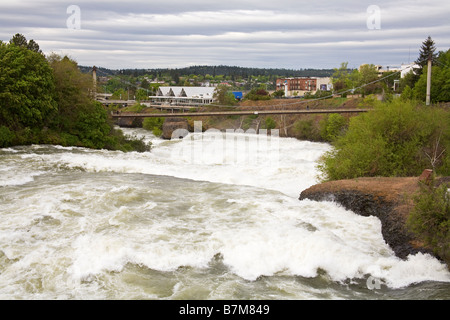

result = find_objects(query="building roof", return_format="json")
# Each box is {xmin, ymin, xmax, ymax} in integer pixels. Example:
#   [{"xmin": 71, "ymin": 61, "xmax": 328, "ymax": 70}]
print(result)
[{"xmin": 157, "ymin": 86, "xmax": 216, "ymax": 99}]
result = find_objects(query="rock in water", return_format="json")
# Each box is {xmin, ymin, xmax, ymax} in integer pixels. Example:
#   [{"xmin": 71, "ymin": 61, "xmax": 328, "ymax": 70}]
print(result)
[{"xmin": 162, "ymin": 118, "xmax": 189, "ymax": 140}]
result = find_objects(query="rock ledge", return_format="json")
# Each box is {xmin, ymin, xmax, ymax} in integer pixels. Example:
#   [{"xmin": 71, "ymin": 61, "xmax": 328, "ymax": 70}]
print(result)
[{"xmin": 299, "ymin": 177, "xmax": 436, "ymax": 260}]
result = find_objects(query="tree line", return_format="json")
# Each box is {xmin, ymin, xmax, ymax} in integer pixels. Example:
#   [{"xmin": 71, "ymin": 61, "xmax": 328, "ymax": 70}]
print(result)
[
  {"xmin": 0, "ymin": 34, "xmax": 149, "ymax": 151},
  {"xmin": 82, "ymin": 65, "xmax": 335, "ymax": 79}
]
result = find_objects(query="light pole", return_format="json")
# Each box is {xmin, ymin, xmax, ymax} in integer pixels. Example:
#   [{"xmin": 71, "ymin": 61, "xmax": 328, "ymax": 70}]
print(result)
[{"xmin": 426, "ymin": 53, "xmax": 432, "ymax": 106}]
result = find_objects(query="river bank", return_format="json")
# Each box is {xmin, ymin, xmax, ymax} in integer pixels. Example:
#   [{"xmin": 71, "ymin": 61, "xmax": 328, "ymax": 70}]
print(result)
[{"xmin": 299, "ymin": 175, "xmax": 449, "ymax": 267}]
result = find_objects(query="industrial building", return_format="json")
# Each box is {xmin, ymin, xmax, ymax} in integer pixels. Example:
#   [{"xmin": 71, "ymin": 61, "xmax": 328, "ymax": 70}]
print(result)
[{"xmin": 276, "ymin": 77, "xmax": 332, "ymax": 97}]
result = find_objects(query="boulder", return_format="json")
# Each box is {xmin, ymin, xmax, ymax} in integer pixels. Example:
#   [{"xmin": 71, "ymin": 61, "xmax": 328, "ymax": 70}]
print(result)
[{"xmin": 162, "ymin": 118, "xmax": 189, "ymax": 140}]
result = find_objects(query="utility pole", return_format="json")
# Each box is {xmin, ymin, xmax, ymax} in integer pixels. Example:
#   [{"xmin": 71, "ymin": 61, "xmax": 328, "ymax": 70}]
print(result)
[
  {"xmin": 92, "ymin": 66, "xmax": 97, "ymax": 100},
  {"xmin": 426, "ymin": 54, "xmax": 432, "ymax": 105}
]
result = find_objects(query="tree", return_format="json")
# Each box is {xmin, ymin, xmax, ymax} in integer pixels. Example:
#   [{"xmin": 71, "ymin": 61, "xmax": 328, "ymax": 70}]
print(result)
[
  {"xmin": 413, "ymin": 49, "xmax": 450, "ymax": 103},
  {"xmin": 0, "ymin": 34, "xmax": 149, "ymax": 151},
  {"xmin": 0, "ymin": 39, "xmax": 57, "ymax": 130},
  {"xmin": 214, "ymin": 84, "xmax": 237, "ymax": 105},
  {"xmin": 415, "ymin": 36, "xmax": 437, "ymax": 73},
  {"xmin": 9, "ymin": 33, "xmax": 42, "ymax": 53},
  {"xmin": 357, "ymin": 64, "xmax": 380, "ymax": 96},
  {"xmin": 9, "ymin": 33, "xmax": 28, "ymax": 47},
  {"xmin": 407, "ymin": 178, "xmax": 450, "ymax": 264},
  {"xmin": 48, "ymin": 54, "xmax": 94, "ymax": 131},
  {"xmin": 319, "ymin": 114, "xmax": 348, "ymax": 142},
  {"xmin": 265, "ymin": 117, "xmax": 276, "ymax": 130},
  {"xmin": 331, "ymin": 62, "xmax": 353, "ymax": 94},
  {"xmin": 135, "ymin": 88, "xmax": 148, "ymax": 101},
  {"xmin": 245, "ymin": 87, "xmax": 271, "ymax": 101}
]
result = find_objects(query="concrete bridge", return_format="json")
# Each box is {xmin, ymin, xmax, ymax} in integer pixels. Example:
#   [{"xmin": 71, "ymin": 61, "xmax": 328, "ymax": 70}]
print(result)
[{"xmin": 110, "ymin": 108, "xmax": 369, "ymax": 118}]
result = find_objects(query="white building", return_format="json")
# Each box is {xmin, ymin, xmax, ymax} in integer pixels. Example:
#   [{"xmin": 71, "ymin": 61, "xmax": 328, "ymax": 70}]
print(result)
[
  {"xmin": 400, "ymin": 63, "xmax": 420, "ymax": 78},
  {"xmin": 151, "ymin": 86, "xmax": 216, "ymax": 106}
]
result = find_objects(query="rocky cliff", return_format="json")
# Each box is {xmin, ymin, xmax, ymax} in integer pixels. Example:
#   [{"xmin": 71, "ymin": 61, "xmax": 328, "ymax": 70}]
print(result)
[{"xmin": 299, "ymin": 176, "xmax": 437, "ymax": 260}]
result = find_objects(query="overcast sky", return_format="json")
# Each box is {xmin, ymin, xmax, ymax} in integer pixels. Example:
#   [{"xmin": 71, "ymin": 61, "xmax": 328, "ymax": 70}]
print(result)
[{"xmin": 1, "ymin": 0, "xmax": 449, "ymax": 70}]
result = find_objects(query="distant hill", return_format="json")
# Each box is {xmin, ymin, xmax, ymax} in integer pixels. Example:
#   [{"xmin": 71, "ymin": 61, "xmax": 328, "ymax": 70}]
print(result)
[{"xmin": 79, "ymin": 65, "xmax": 334, "ymax": 78}]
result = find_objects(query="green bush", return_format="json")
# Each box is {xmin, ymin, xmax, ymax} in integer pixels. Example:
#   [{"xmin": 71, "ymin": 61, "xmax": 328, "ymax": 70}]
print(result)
[
  {"xmin": 292, "ymin": 118, "xmax": 321, "ymax": 141},
  {"xmin": 0, "ymin": 125, "xmax": 14, "ymax": 147},
  {"xmin": 407, "ymin": 179, "xmax": 450, "ymax": 263},
  {"xmin": 245, "ymin": 88, "xmax": 271, "ymax": 101},
  {"xmin": 319, "ymin": 113, "xmax": 348, "ymax": 142},
  {"xmin": 143, "ymin": 117, "xmax": 164, "ymax": 137},
  {"xmin": 265, "ymin": 117, "xmax": 277, "ymax": 130},
  {"xmin": 318, "ymin": 100, "xmax": 450, "ymax": 181}
]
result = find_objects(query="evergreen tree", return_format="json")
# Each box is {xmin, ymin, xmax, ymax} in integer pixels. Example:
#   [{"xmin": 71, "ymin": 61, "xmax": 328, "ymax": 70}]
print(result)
[
  {"xmin": 9, "ymin": 33, "xmax": 42, "ymax": 53},
  {"xmin": 415, "ymin": 36, "xmax": 437, "ymax": 73}
]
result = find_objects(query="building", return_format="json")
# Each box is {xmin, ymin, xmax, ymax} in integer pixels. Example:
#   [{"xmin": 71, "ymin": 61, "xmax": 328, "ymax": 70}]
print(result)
[
  {"xmin": 150, "ymin": 86, "xmax": 216, "ymax": 106},
  {"xmin": 276, "ymin": 77, "xmax": 331, "ymax": 97},
  {"xmin": 400, "ymin": 63, "xmax": 420, "ymax": 78}
]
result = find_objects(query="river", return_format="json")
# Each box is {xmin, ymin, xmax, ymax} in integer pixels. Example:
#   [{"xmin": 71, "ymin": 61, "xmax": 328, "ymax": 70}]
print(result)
[{"xmin": 0, "ymin": 127, "xmax": 449, "ymax": 300}]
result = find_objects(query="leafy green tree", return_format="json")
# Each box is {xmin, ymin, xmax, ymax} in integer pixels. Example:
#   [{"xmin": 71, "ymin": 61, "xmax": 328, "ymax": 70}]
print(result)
[
  {"xmin": 48, "ymin": 54, "xmax": 94, "ymax": 131},
  {"xmin": 0, "ymin": 39, "xmax": 57, "ymax": 130},
  {"xmin": 0, "ymin": 34, "xmax": 149, "ymax": 151},
  {"xmin": 331, "ymin": 62, "xmax": 353, "ymax": 94},
  {"xmin": 357, "ymin": 64, "xmax": 380, "ymax": 96},
  {"xmin": 48, "ymin": 54, "xmax": 128, "ymax": 149},
  {"xmin": 135, "ymin": 88, "xmax": 149, "ymax": 101},
  {"xmin": 112, "ymin": 88, "xmax": 127, "ymax": 100},
  {"xmin": 214, "ymin": 84, "xmax": 237, "ymax": 105}
]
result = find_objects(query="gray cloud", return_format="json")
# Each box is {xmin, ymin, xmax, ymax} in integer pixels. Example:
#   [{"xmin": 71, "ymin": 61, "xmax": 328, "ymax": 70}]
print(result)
[{"xmin": 1, "ymin": 0, "xmax": 449, "ymax": 69}]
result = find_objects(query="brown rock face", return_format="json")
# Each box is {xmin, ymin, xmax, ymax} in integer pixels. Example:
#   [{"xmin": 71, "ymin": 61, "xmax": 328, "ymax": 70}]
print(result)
[
  {"xmin": 162, "ymin": 118, "xmax": 189, "ymax": 140},
  {"xmin": 299, "ymin": 177, "xmax": 438, "ymax": 260}
]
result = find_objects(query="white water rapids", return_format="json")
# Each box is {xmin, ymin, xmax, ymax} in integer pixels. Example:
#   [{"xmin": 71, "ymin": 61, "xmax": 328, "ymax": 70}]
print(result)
[{"xmin": 0, "ymin": 128, "xmax": 449, "ymax": 299}]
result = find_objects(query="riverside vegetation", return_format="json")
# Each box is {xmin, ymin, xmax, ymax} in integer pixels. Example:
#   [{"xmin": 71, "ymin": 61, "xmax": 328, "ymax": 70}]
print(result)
[{"xmin": 0, "ymin": 34, "xmax": 150, "ymax": 152}]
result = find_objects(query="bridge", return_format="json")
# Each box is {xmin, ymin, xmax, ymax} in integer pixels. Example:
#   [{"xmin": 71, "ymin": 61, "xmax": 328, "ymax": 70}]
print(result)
[{"xmin": 110, "ymin": 108, "xmax": 369, "ymax": 118}]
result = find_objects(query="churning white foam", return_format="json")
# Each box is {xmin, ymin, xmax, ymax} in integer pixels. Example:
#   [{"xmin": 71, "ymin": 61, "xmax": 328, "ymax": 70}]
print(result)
[{"xmin": 0, "ymin": 130, "xmax": 449, "ymax": 298}]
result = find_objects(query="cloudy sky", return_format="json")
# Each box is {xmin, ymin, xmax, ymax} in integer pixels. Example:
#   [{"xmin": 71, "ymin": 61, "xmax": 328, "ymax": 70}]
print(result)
[{"xmin": 1, "ymin": 0, "xmax": 449, "ymax": 70}]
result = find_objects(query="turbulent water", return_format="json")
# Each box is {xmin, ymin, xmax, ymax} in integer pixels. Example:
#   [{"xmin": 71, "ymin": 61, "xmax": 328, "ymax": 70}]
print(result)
[{"xmin": 0, "ymin": 127, "xmax": 449, "ymax": 300}]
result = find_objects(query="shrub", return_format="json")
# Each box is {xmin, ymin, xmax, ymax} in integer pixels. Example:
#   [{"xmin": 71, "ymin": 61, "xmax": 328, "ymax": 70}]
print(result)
[
  {"xmin": 0, "ymin": 126, "xmax": 14, "ymax": 147},
  {"xmin": 318, "ymin": 100, "xmax": 450, "ymax": 181},
  {"xmin": 143, "ymin": 117, "xmax": 164, "ymax": 137},
  {"xmin": 245, "ymin": 88, "xmax": 271, "ymax": 101},
  {"xmin": 265, "ymin": 117, "xmax": 277, "ymax": 130},
  {"xmin": 319, "ymin": 113, "xmax": 348, "ymax": 142},
  {"xmin": 292, "ymin": 118, "xmax": 321, "ymax": 141},
  {"xmin": 407, "ymin": 179, "xmax": 450, "ymax": 263}
]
